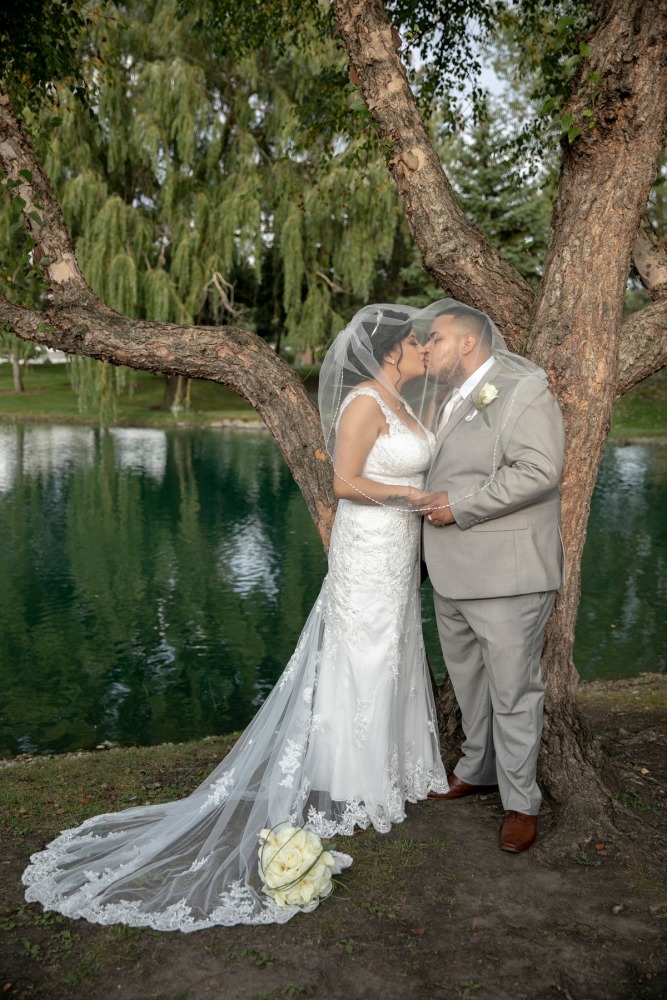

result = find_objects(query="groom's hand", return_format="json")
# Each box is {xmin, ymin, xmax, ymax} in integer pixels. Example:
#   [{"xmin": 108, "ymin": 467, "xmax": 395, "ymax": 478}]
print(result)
[{"xmin": 411, "ymin": 491, "xmax": 455, "ymax": 526}]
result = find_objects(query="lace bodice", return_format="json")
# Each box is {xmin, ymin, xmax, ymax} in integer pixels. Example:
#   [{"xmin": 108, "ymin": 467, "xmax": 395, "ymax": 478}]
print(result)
[{"xmin": 338, "ymin": 388, "xmax": 434, "ymax": 485}]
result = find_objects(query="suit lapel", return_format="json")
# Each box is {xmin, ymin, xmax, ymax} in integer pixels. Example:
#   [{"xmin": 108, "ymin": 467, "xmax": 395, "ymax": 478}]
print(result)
[{"xmin": 430, "ymin": 361, "xmax": 504, "ymax": 468}]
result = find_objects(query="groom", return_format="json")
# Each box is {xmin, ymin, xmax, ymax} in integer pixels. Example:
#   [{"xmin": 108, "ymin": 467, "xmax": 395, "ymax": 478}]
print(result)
[{"xmin": 416, "ymin": 304, "xmax": 565, "ymax": 853}]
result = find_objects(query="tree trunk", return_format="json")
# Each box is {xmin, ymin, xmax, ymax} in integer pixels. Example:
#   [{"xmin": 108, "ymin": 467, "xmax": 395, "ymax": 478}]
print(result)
[
  {"xmin": 161, "ymin": 374, "xmax": 189, "ymax": 413},
  {"xmin": 524, "ymin": 0, "xmax": 667, "ymax": 829},
  {"xmin": 331, "ymin": 0, "xmax": 533, "ymax": 349},
  {"xmin": 333, "ymin": 0, "xmax": 667, "ymax": 840},
  {"xmin": 2, "ymin": 6, "xmax": 667, "ymax": 846},
  {"xmin": 10, "ymin": 354, "xmax": 24, "ymax": 392}
]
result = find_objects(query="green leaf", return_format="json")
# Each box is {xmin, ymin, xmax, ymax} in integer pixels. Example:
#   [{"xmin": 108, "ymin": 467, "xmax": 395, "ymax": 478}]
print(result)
[
  {"xmin": 539, "ymin": 98, "xmax": 557, "ymax": 116},
  {"xmin": 560, "ymin": 113, "xmax": 574, "ymax": 131},
  {"xmin": 9, "ymin": 220, "xmax": 24, "ymax": 234},
  {"xmin": 582, "ymin": 108, "xmax": 594, "ymax": 117},
  {"xmin": 556, "ymin": 15, "xmax": 577, "ymax": 34},
  {"xmin": 579, "ymin": 41, "xmax": 591, "ymax": 57},
  {"xmin": 19, "ymin": 169, "xmax": 33, "ymax": 182},
  {"xmin": 28, "ymin": 210, "xmax": 43, "ymax": 225},
  {"xmin": 567, "ymin": 126, "xmax": 581, "ymax": 141},
  {"xmin": 589, "ymin": 72, "xmax": 601, "ymax": 83}
]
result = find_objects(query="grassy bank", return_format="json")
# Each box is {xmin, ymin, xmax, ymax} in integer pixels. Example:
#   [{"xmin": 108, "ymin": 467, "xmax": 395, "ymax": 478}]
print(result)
[
  {"xmin": 0, "ymin": 363, "xmax": 665, "ymax": 436},
  {"xmin": 1, "ymin": 676, "xmax": 665, "ymax": 1000}
]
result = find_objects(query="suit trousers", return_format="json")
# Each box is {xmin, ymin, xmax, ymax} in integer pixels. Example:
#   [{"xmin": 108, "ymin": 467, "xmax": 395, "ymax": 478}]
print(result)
[{"xmin": 433, "ymin": 589, "xmax": 556, "ymax": 815}]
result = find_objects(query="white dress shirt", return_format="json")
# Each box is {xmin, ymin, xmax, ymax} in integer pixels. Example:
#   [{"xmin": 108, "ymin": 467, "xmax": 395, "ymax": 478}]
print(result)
[{"xmin": 437, "ymin": 355, "xmax": 496, "ymax": 433}]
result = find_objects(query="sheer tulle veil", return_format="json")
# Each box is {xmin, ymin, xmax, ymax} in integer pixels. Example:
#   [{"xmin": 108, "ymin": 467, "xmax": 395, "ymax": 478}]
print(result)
[{"xmin": 21, "ymin": 303, "xmax": 452, "ymax": 932}]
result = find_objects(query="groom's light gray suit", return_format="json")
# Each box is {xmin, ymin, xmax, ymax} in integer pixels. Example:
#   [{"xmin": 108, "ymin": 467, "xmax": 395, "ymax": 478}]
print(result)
[{"xmin": 424, "ymin": 360, "xmax": 565, "ymax": 814}]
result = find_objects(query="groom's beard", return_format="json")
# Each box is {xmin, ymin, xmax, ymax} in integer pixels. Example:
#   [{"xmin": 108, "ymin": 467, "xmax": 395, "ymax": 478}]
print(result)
[{"xmin": 425, "ymin": 356, "xmax": 464, "ymax": 387}]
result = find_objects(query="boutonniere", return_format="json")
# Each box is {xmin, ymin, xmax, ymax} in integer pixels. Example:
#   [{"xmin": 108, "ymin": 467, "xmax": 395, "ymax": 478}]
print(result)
[{"xmin": 465, "ymin": 383, "xmax": 499, "ymax": 426}]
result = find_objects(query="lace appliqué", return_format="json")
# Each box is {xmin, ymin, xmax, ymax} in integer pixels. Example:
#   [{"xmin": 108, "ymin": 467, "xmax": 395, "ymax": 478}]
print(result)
[
  {"xmin": 353, "ymin": 699, "xmax": 371, "ymax": 749},
  {"xmin": 200, "ymin": 769, "xmax": 235, "ymax": 810},
  {"xmin": 278, "ymin": 739, "xmax": 304, "ymax": 789}
]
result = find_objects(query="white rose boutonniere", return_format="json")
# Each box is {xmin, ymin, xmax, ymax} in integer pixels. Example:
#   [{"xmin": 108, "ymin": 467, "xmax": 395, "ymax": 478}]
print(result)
[
  {"xmin": 467, "ymin": 382, "xmax": 499, "ymax": 426},
  {"xmin": 258, "ymin": 823, "xmax": 337, "ymax": 908}
]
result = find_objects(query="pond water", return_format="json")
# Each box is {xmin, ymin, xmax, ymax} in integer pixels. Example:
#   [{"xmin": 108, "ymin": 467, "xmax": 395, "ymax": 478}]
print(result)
[{"xmin": 0, "ymin": 424, "xmax": 664, "ymax": 758}]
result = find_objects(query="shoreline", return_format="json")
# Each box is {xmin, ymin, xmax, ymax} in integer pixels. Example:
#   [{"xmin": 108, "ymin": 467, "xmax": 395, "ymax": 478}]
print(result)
[
  {"xmin": 2, "ymin": 672, "xmax": 664, "ymax": 768},
  {"xmin": 0, "ymin": 411, "xmax": 665, "ymax": 443}
]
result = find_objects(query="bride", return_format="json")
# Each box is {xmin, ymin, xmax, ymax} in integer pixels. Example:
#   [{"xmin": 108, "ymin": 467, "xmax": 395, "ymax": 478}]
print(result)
[{"xmin": 22, "ymin": 305, "xmax": 448, "ymax": 931}]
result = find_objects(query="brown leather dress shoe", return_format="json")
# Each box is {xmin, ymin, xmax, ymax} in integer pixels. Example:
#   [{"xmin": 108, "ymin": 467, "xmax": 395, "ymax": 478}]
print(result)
[
  {"xmin": 500, "ymin": 811, "xmax": 538, "ymax": 852},
  {"xmin": 428, "ymin": 774, "xmax": 499, "ymax": 800}
]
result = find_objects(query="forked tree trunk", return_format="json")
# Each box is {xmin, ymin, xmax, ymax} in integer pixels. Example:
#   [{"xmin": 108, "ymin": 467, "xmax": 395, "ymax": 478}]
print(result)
[
  {"xmin": 333, "ymin": 0, "xmax": 667, "ymax": 839},
  {"xmin": 525, "ymin": 0, "xmax": 667, "ymax": 830},
  {"xmin": 2, "ymin": 5, "xmax": 667, "ymax": 846}
]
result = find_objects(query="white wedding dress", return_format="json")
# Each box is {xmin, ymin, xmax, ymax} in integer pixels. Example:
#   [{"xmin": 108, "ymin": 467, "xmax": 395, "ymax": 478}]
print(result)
[{"xmin": 22, "ymin": 389, "xmax": 448, "ymax": 930}]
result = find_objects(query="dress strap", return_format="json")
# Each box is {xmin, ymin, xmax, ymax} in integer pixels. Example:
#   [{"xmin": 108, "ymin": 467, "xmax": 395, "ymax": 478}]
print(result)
[{"xmin": 338, "ymin": 388, "xmax": 402, "ymax": 429}]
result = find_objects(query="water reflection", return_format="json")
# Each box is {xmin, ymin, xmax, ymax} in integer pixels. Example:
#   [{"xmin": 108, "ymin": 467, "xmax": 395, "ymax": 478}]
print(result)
[
  {"xmin": 574, "ymin": 443, "xmax": 667, "ymax": 679},
  {"xmin": 0, "ymin": 427, "xmax": 664, "ymax": 757}
]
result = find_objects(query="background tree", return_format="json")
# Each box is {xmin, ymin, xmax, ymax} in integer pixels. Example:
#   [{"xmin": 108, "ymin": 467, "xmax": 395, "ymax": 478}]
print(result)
[
  {"xmin": 441, "ymin": 104, "xmax": 553, "ymax": 285},
  {"xmin": 1, "ymin": 0, "xmax": 666, "ymax": 844},
  {"xmin": 1, "ymin": 0, "xmax": 438, "ymax": 418},
  {"xmin": 0, "ymin": 329, "xmax": 37, "ymax": 392}
]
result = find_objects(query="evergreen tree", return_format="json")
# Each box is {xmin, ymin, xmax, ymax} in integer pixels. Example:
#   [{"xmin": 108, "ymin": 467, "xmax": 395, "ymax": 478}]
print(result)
[{"xmin": 442, "ymin": 106, "xmax": 552, "ymax": 285}]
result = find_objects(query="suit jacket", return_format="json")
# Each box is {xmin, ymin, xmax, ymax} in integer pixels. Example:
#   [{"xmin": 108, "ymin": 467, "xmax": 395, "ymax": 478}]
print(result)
[{"xmin": 423, "ymin": 360, "xmax": 565, "ymax": 600}]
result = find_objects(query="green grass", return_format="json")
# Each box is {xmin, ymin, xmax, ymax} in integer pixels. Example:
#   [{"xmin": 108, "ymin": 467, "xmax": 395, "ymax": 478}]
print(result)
[
  {"xmin": 0, "ymin": 364, "xmax": 261, "ymax": 426},
  {"xmin": 609, "ymin": 367, "xmax": 667, "ymax": 439},
  {"xmin": 1, "ymin": 362, "xmax": 664, "ymax": 435}
]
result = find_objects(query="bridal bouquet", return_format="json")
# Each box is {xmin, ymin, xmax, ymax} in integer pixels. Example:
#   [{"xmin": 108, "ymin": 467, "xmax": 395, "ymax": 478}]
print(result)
[{"xmin": 258, "ymin": 823, "xmax": 336, "ymax": 907}]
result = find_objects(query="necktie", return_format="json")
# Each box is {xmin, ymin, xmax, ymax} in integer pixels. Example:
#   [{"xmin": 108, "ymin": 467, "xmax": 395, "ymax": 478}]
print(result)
[{"xmin": 438, "ymin": 388, "xmax": 462, "ymax": 433}]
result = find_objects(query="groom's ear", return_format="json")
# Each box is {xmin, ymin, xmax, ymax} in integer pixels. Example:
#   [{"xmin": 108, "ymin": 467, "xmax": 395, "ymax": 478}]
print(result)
[{"xmin": 460, "ymin": 333, "xmax": 477, "ymax": 357}]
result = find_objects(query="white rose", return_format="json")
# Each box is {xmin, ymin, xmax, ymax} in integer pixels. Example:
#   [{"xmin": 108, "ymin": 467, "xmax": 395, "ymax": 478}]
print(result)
[
  {"xmin": 282, "ymin": 847, "xmax": 303, "ymax": 871},
  {"xmin": 320, "ymin": 850, "xmax": 335, "ymax": 868},
  {"xmin": 289, "ymin": 829, "xmax": 308, "ymax": 851},
  {"xmin": 477, "ymin": 383, "xmax": 499, "ymax": 408},
  {"xmin": 283, "ymin": 881, "xmax": 316, "ymax": 906},
  {"xmin": 306, "ymin": 862, "xmax": 326, "ymax": 882},
  {"xmin": 274, "ymin": 824, "xmax": 299, "ymax": 846},
  {"xmin": 262, "ymin": 865, "xmax": 288, "ymax": 889}
]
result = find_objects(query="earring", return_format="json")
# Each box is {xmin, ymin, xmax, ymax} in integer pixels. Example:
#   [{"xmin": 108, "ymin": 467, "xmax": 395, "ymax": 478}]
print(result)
[{"xmin": 386, "ymin": 359, "xmax": 396, "ymax": 365}]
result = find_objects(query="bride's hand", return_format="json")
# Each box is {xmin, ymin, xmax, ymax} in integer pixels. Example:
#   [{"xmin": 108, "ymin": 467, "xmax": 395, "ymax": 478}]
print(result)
[{"xmin": 405, "ymin": 488, "xmax": 430, "ymax": 507}]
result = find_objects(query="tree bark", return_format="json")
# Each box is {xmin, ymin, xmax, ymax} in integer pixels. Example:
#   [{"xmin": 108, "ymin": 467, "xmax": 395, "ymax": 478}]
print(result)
[
  {"xmin": 0, "ymin": 293, "xmax": 337, "ymax": 547},
  {"xmin": 523, "ymin": 0, "xmax": 667, "ymax": 825},
  {"xmin": 333, "ymin": 0, "xmax": 667, "ymax": 838},
  {"xmin": 331, "ymin": 0, "xmax": 534, "ymax": 349},
  {"xmin": 2, "ymin": 4, "xmax": 667, "ymax": 846}
]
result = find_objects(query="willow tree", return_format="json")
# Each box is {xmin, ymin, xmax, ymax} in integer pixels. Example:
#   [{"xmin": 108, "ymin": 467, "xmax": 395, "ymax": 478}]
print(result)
[
  {"xmin": 2, "ymin": 0, "xmax": 439, "ymax": 417},
  {"xmin": 2, "ymin": 0, "xmax": 667, "ymax": 842}
]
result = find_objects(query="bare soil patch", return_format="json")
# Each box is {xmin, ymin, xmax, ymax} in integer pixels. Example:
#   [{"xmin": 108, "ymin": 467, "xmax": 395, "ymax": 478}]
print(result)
[{"xmin": 1, "ymin": 676, "xmax": 665, "ymax": 1000}]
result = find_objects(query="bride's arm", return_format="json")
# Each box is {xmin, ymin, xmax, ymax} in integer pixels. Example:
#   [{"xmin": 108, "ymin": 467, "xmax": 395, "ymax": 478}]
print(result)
[{"xmin": 333, "ymin": 395, "xmax": 425, "ymax": 506}]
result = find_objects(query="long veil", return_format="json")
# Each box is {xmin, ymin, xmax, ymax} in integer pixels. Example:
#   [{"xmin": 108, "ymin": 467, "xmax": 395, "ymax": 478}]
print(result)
[
  {"xmin": 23, "ymin": 581, "xmax": 352, "ymax": 930},
  {"xmin": 22, "ymin": 300, "xmax": 454, "ymax": 931}
]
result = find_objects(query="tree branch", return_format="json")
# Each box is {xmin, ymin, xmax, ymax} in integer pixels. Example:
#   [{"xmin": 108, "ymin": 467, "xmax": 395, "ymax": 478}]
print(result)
[
  {"xmin": 332, "ymin": 0, "xmax": 533, "ymax": 349},
  {"xmin": 631, "ymin": 213, "xmax": 667, "ymax": 300},
  {"xmin": 0, "ymin": 292, "xmax": 336, "ymax": 545},
  {"xmin": 0, "ymin": 87, "xmax": 336, "ymax": 546},
  {"xmin": 0, "ymin": 92, "xmax": 85, "ymax": 289},
  {"xmin": 617, "ymin": 298, "xmax": 667, "ymax": 396}
]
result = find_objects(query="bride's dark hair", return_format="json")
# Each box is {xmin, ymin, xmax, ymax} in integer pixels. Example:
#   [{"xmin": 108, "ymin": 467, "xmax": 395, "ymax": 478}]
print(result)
[{"xmin": 346, "ymin": 308, "xmax": 413, "ymax": 385}]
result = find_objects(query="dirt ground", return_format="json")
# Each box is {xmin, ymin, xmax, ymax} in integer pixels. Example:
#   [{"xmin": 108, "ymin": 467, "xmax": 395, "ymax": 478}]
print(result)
[{"xmin": 1, "ymin": 676, "xmax": 666, "ymax": 1000}]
